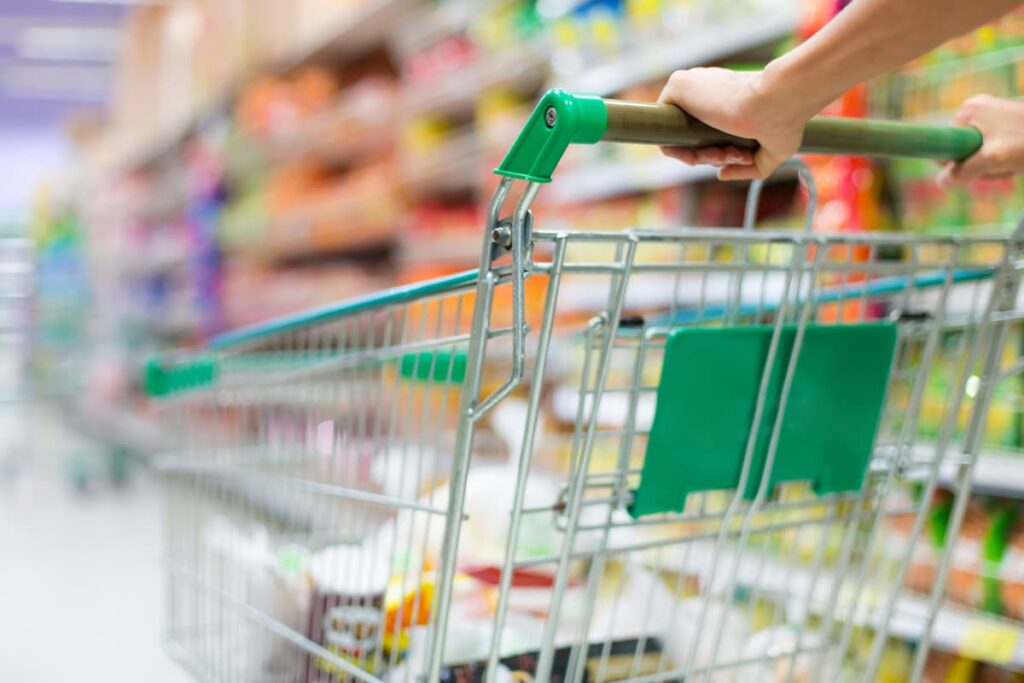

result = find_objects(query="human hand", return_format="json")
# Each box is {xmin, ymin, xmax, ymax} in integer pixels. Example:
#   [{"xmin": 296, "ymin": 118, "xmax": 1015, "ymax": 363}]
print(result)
[
  {"xmin": 657, "ymin": 66, "xmax": 815, "ymax": 181},
  {"xmin": 937, "ymin": 94, "xmax": 1024, "ymax": 186}
]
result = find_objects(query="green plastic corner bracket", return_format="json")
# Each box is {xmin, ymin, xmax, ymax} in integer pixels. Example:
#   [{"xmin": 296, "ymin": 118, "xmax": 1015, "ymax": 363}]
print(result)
[{"xmin": 494, "ymin": 89, "xmax": 607, "ymax": 184}]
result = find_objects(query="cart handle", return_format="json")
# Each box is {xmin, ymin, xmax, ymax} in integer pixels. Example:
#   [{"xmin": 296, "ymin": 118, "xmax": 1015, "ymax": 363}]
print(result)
[{"xmin": 495, "ymin": 89, "xmax": 982, "ymax": 184}]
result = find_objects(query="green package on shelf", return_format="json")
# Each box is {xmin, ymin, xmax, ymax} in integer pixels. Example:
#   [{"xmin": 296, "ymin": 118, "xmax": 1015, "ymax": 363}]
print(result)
[{"xmin": 631, "ymin": 323, "xmax": 897, "ymax": 517}]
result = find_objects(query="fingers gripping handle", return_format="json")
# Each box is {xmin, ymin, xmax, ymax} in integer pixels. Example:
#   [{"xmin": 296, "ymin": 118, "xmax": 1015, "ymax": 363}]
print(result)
[{"xmin": 495, "ymin": 89, "xmax": 983, "ymax": 184}]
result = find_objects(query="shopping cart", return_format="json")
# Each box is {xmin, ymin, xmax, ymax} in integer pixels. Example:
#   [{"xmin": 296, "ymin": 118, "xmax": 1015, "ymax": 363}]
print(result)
[{"xmin": 146, "ymin": 90, "xmax": 1024, "ymax": 683}]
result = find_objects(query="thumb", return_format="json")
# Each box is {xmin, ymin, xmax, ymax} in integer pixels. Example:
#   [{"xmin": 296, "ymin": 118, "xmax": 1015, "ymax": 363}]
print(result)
[
  {"xmin": 936, "ymin": 161, "xmax": 956, "ymax": 188},
  {"xmin": 751, "ymin": 147, "xmax": 785, "ymax": 180},
  {"xmin": 938, "ymin": 151, "xmax": 988, "ymax": 186},
  {"xmin": 718, "ymin": 164, "xmax": 762, "ymax": 181}
]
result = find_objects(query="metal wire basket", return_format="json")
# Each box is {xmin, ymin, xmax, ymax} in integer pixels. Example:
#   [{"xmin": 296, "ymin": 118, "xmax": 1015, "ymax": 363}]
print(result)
[{"xmin": 147, "ymin": 91, "xmax": 1024, "ymax": 683}]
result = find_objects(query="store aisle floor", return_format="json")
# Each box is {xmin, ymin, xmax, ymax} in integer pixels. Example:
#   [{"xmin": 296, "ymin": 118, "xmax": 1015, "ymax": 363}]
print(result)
[{"xmin": 0, "ymin": 403, "xmax": 188, "ymax": 683}]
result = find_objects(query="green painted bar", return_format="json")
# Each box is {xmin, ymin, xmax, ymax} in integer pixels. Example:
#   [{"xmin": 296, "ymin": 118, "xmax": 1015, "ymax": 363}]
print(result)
[
  {"xmin": 800, "ymin": 116, "xmax": 981, "ymax": 160},
  {"xmin": 602, "ymin": 99, "xmax": 982, "ymax": 161},
  {"xmin": 210, "ymin": 269, "xmax": 480, "ymax": 350}
]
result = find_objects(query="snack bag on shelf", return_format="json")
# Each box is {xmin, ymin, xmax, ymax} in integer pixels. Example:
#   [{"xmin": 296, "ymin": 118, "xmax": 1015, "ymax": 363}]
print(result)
[
  {"xmin": 947, "ymin": 500, "xmax": 993, "ymax": 609},
  {"xmin": 921, "ymin": 650, "xmax": 978, "ymax": 683},
  {"xmin": 976, "ymin": 662, "xmax": 1024, "ymax": 682},
  {"xmin": 886, "ymin": 490, "xmax": 949, "ymax": 594},
  {"xmin": 999, "ymin": 509, "xmax": 1024, "ymax": 620}
]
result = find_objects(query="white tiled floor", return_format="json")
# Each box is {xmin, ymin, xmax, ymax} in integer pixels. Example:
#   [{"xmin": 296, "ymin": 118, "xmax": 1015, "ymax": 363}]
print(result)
[{"xmin": 0, "ymin": 403, "xmax": 189, "ymax": 683}]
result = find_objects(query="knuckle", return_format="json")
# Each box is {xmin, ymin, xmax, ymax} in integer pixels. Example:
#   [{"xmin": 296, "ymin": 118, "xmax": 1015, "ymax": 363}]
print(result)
[
  {"xmin": 667, "ymin": 70, "xmax": 689, "ymax": 87},
  {"xmin": 986, "ymin": 143, "xmax": 1009, "ymax": 166}
]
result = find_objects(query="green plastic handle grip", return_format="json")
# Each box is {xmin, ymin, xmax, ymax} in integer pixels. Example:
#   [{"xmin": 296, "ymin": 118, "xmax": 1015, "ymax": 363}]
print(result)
[
  {"xmin": 495, "ymin": 89, "xmax": 983, "ymax": 184},
  {"xmin": 603, "ymin": 99, "xmax": 982, "ymax": 158}
]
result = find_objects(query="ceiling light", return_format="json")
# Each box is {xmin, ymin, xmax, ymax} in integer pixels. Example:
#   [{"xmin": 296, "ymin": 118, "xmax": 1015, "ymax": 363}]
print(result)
[
  {"xmin": 16, "ymin": 25, "xmax": 121, "ymax": 61},
  {"xmin": 0, "ymin": 63, "xmax": 111, "ymax": 100}
]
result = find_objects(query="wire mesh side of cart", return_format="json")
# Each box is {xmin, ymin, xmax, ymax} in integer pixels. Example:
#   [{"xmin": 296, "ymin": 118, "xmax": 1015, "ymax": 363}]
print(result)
[
  {"xmin": 150, "ymin": 223, "xmax": 1024, "ymax": 683},
  {"xmin": 151, "ymin": 270, "xmax": 512, "ymax": 683},
  {"xmin": 473, "ymin": 226, "xmax": 1024, "ymax": 683}
]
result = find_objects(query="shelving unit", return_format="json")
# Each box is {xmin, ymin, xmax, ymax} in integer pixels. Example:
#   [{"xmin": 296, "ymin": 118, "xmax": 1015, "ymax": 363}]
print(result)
[
  {"xmin": 402, "ymin": 129, "xmax": 485, "ymax": 196},
  {"xmin": 553, "ymin": 5, "xmax": 800, "ymax": 96},
  {"xmin": 660, "ymin": 539, "xmax": 1024, "ymax": 670},
  {"xmin": 87, "ymin": 0, "xmax": 806, "ymax": 372},
  {"xmin": 118, "ymin": 0, "xmax": 418, "ymax": 173},
  {"xmin": 551, "ymin": 155, "xmax": 719, "ymax": 203},
  {"xmin": 905, "ymin": 443, "xmax": 1024, "ymax": 500},
  {"xmin": 892, "ymin": 595, "xmax": 1024, "ymax": 670},
  {"xmin": 226, "ymin": 94, "xmax": 398, "ymax": 179},
  {"xmin": 403, "ymin": 42, "xmax": 549, "ymax": 117}
]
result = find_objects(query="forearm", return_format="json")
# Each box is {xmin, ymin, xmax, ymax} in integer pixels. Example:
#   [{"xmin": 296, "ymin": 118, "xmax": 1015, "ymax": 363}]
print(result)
[{"xmin": 761, "ymin": 0, "xmax": 1021, "ymax": 119}]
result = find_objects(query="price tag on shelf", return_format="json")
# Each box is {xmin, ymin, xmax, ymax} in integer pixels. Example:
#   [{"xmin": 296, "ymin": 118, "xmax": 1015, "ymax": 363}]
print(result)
[{"xmin": 959, "ymin": 621, "xmax": 1019, "ymax": 665}]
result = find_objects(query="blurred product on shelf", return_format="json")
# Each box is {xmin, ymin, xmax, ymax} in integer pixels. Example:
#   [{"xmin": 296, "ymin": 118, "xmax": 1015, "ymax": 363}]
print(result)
[
  {"xmin": 891, "ymin": 161, "xmax": 1024, "ymax": 234},
  {"xmin": 546, "ymin": 0, "xmax": 799, "ymax": 95},
  {"xmin": 221, "ymin": 259, "xmax": 392, "ymax": 328},
  {"xmin": 227, "ymin": 62, "xmax": 398, "ymax": 176},
  {"xmin": 30, "ymin": 186, "xmax": 89, "ymax": 392},
  {"xmin": 920, "ymin": 649, "xmax": 1024, "ymax": 683},
  {"xmin": 894, "ymin": 491, "xmax": 1024, "ymax": 623}
]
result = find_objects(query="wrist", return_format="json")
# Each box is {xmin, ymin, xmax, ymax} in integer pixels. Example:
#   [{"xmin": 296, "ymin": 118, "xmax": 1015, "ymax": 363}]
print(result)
[{"xmin": 754, "ymin": 58, "xmax": 825, "ymax": 125}]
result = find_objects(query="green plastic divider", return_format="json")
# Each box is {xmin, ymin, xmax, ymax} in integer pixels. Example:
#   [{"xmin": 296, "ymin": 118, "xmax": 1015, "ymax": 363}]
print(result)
[
  {"xmin": 144, "ymin": 356, "xmax": 217, "ymax": 397},
  {"xmin": 398, "ymin": 350, "xmax": 467, "ymax": 384},
  {"xmin": 632, "ymin": 323, "xmax": 897, "ymax": 517}
]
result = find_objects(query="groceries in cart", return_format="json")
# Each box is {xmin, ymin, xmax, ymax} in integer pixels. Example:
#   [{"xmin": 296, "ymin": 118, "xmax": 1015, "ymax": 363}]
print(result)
[{"xmin": 147, "ymin": 91, "xmax": 1024, "ymax": 683}]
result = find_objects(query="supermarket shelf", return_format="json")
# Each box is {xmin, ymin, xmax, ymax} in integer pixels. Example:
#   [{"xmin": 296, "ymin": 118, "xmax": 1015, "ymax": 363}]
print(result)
[
  {"xmin": 890, "ymin": 593, "xmax": 1024, "ymax": 670},
  {"xmin": 227, "ymin": 200, "xmax": 401, "ymax": 262},
  {"xmin": 402, "ymin": 132, "xmax": 484, "ymax": 195},
  {"xmin": 118, "ymin": 100, "xmax": 223, "ymax": 174},
  {"xmin": 120, "ymin": 0, "xmax": 416, "ymax": 172},
  {"xmin": 904, "ymin": 442, "xmax": 1024, "ymax": 499},
  {"xmin": 399, "ymin": 232, "xmax": 483, "ymax": 268},
  {"xmin": 119, "ymin": 250, "xmax": 190, "ymax": 278},
  {"xmin": 278, "ymin": 0, "xmax": 417, "ymax": 69},
  {"xmin": 227, "ymin": 93, "xmax": 398, "ymax": 179},
  {"xmin": 658, "ymin": 539, "xmax": 1024, "ymax": 670},
  {"xmin": 130, "ymin": 313, "xmax": 203, "ymax": 340},
  {"xmin": 550, "ymin": 155, "xmax": 718, "ymax": 204},
  {"xmin": 127, "ymin": 189, "xmax": 187, "ymax": 221},
  {"xmin": 403, "ymin": 43, "xmax": 549, "ymax": 117},
  {"xmin": 274, "ymin": 221, "xmax": 398, "ymax": 261},
  {"xmin": 554, "ymin": 6, "xmax": 799, "ymax": 97},
  {"xmin": 65, "ymin": 400, "xmax": 168, "ymax": 456}
]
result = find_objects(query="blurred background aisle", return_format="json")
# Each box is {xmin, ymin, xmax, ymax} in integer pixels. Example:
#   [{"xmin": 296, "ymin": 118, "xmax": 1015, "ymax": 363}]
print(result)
[{"xmin": 2, "ymin": 0, "xmax": 1024, "ymax": 681}]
